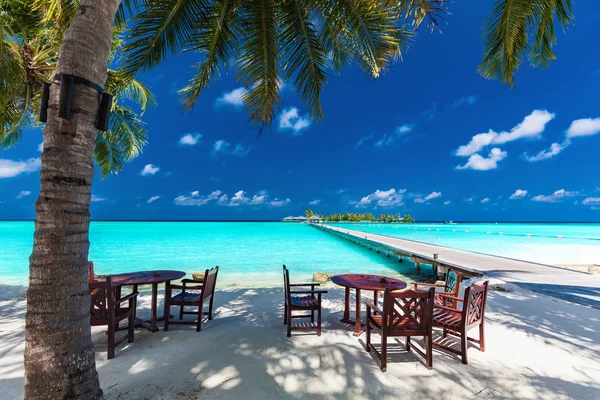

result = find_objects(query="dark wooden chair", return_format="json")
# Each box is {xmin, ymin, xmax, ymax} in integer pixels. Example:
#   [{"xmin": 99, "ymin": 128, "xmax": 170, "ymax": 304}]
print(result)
[
  {"xmin": 413, "ymin": 269, "xmax": 462, "ymax": 308},
  {"xmin": 89, "ymin": 276, "xmax": 138, "ymax": 359},
  {"xmin": 283, "ymin": 265, "xmax": 328, "ymax": 337},
  {"xmin": 365, "ymin": 287, "xmax": 435, "ymax": 371},
  {"xmin": 432, "ymin": 280, "xmax": 489, "ymax": 364},
  {"xmin": 164, "ymin": 266, "xmax": 219, "ymax": 332}
]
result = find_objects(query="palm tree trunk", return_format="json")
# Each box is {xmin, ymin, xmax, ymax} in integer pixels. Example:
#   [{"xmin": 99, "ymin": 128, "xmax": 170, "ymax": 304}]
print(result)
[{"xmin": 24, "ymin": 0, "xmax": 120, "ymax": 398}]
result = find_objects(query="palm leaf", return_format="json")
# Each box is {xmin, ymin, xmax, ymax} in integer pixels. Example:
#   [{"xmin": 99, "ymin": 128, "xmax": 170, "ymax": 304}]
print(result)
[
  {"xmin": 94, "ymin": 131, "xmax": 124, "ymax": 177},
  {"xmin": 278, "ymin": 0, "xmax": 328, "ymax": 120},
  {"xmin": 179, "ymin": 0, "xmax": 241, "ymax": 110},
  {"xmin": 122, "ymin": 0, "xmax": 209, "ymax": 76},
  {"xmin": 106, "ymin": 70, "xmax": 157, "ymax": 113},
  {"xmin": 236, "ymin": 0, "xmax": 281, "ymax": 132},
  {"xmin": 478, "ymin": 0, "xmax": 574, "ymax": 88}
]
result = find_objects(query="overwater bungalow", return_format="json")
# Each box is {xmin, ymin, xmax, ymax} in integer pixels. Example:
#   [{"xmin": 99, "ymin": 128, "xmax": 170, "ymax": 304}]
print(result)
[
  {"xmin": 308, "ymin": 215, "xmax": 322, "ymax": 224},
  {"xmin": 281, "ymin": 216, "xmax": 307, "ymax": 222}
]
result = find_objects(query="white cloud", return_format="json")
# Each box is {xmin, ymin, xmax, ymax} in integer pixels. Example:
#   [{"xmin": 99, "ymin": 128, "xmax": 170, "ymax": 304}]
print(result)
[
  {"xmin": 38, "ymin": 142, "xmax": 44, "ymax": 152},
  {"xmin": 354, "ymin": 134, "xmax": 373, "ymax": 150},
  {"xmin": 456, "ymin": 148, "xmax": 507, "ymax": 171},
  {"xmin": 566, "ymin": 118, "xmax": 600, "ymax": 138},
  {"xmin": 524, "ymin": 141, "xmax": 570, "ymax": 162},
  {"xmin": 447, "ymin": 95, "xmax": 477, "ymax": 110},
  {"xmin": 226, "ymin": 190, "xmax": 250, "ymax": 207},
  {"xmin": 141, "ymin": 164, "xmax": 160, "ymax": 176},
  {"xmin": 0, "ymin": 158, "xmax": 41, "ymax": 178},
  {"xmin": 455, "ymin": 109, "xmax": 555, "ymax": 156},
  {"xmin": 582, "ymin": 197, "xmax": 600, "ymax": 206},
  {"xmin": 355, "ymin": 188, "xmax": 405, "ymax": 208},
  {"xmin": 532, "ymin": 189, "xmax": 578, "ymax": 203},
  {"xmin": 212, "ymin": 140, "xmax": 250, "ymax": 157},
  {"xmin": 250, "ymin": 193, "xmax": 267, "ymax": 205},
  {"xmin": 147, "ymin": 195, "xmax": 161, "ymax": 204},
  {"xmin": 464, "ymin": 197, "xmax": 474, "ymax": 202},
  {"xmin": 217, "ymin": 87, "xmax": 248, "ymax": 107},
  {"xmin": 444, "ymin": 201, "xmax": 451, "ymax": 205},
  {"xmin": 16, "ymin": 190, "xmax": 31, "ymax": 199},
  {"xmin": 374, "ymin": 124, "xmax": 415, "ymax": 148},
  {"xmin": 175, "ymin": 190, "xmax": 222, "ymax": 206},
  {"xmin": 179, "ymin": 133, "xmax": 202, "ymax": 146},
  {"xmin": 335, "ymin": 189, "xmax": 346, "ymax": 194},
  {"xmin": 91, "ymin": 195, "xmax": 106, "ymax": 202},
  {"xmin": 510, "ymin": 189, "xmax": 528, "ymax": 200},
  {"xmin": 481, "ymin": 197, "xmax": 490, "ymax": 204},
  {"xmin": 414, "ymin": 191, "xmax": 442, "ymax": 203},
  {"xmin": 270, "ymin": 198, "xmax": 291, "ymax": 207},
  {"xmin": 420, "ymin": 103, "xmax": 436, "ymax": 121},
  {"xmin": 308, "ymin": 199, "xmax": 321, "ymax": 206},
  {"xmin": 278, "ymin": 107, "xmax": 311, "ymax": 134}
]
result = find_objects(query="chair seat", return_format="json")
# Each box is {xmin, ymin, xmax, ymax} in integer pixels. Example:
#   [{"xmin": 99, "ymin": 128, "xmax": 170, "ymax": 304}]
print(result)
[
  {"xmin": 432, "ymin": 308, "xmax": 462, "ymax": 329},
  {"xmin": 369, "ymin": 315, "xmax": 422, "ymax": 331},
  {"xmin": 434, "ymin": 295, "xmax": 457, "ymax": 307},
  {"xmin": 290, "ymin": 295, "xmax": 319, "ymax": 308},
  {"xmin": 172, "ymin": 291, "xmax": 202, "ymax": 304}
]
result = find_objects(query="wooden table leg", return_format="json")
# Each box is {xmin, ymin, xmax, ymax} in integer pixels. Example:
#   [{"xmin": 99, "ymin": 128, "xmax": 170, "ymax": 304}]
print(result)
[
  {"xmin": 149, "ymin": 282, "xmax": 159, "ymax": 332},
  {"xmin": 340, "ymin": 287, "xmax": 353, "ymax": 324},
  {"xmin": 373, "ymin": 290, "xmax": 378, "ymax": 315},
  {"xmin": 353, "ymin": 289, "xmax": 362, "ymax": 336}
]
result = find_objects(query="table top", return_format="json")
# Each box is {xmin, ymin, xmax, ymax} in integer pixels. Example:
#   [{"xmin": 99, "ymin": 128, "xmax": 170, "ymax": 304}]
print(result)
[
  {"xmin": 98, "ymin": 270, "xmax": 186, "ymax": 286},
  {"xmin": 331, "ymin": 274, "xmax": 407, "ymax": 291}
]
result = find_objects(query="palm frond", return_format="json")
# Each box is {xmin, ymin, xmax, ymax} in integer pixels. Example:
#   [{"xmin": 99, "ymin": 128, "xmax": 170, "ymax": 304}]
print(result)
[
  {"xmin": 108, "ymin": 105, "xmax": 148, "ymax": 162},
  {"xmin": 236, "ymin": 0, "xmax": 281, "ymax": 132},
  {"xmin": 179, "ymin": 0, "xmax": 241, "ymax": 110},
  {"xmin": 278, "ymin": 0, "xmax": 328, "ymax": 120},
  {"xmin": 386, "ymin": 0, "xmax": 450, "ymax": 32},
  {"xmin": 122, "ymin": 0, "xmax": 208, "ymax": 76},
  {"xmin": 94, "ymin": 131, "xmax": 124, "ymax": 177},
  {"xmin": 107, "ymin": 70, "xmax": 157, "ymax": 113},
  {"xmin": 478, "ymin": 0, "xmax": 574, "ymax": 88}
]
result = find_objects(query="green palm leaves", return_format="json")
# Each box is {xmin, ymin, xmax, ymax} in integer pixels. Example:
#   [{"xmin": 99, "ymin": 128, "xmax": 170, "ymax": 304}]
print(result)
[
  {"xmin": 1, "ymin": 0, "xmax": 154, "ymax": 176},
  {"xmin": 125, "ymin": 0, "xmax": 415, "ymax": 131},
  {"xmin": 478, "ymin": 0, "xmax": 574, "ymax": 88}
]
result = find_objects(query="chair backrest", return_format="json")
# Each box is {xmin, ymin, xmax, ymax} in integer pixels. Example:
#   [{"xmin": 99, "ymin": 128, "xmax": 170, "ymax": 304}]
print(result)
[
  {"xmin": 283, "ymin": 265, "xmax": 291, "ymax": 305},
  {"xmin": 89, "ymin": 276, "xmax": 114, "ymax": 326},
  {"xmin": 88, "ymin": 260, "xmax": 96, "ymax": 282},
  {"xmin": 462, "ymin": 281, "xmax": 489, "ymax": 328},
  {"xmin": 202, "ymin": 266, "xmax": 219, "ymax": 300},
  {"xmin": 445, "ymin": 269, "xmax": 462, "ymax": 296},
  {"xmin": 382, "ymin": 287, "xmax": 435, "ymax": 335}
]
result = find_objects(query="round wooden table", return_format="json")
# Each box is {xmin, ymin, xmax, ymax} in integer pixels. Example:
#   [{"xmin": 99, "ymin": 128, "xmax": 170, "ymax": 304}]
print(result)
[
  {"xmin": 99, "ymin": 270, "xmax": 186, "ymax": 332},
  {"xmin": 331, "ymin": 274, "xmax": 407, "ymax": 336}
]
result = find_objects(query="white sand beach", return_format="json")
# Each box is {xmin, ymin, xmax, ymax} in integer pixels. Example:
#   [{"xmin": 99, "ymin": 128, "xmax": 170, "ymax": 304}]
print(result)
[{"xmin": 1, "ymin": 279, "xmax": 599, "ymax": 400}]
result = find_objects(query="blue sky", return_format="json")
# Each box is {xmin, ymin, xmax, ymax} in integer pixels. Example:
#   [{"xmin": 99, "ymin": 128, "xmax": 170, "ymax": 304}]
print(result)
[{"xmin": 1, "ymin": 1, "xmax": 600, "ymax": 222}]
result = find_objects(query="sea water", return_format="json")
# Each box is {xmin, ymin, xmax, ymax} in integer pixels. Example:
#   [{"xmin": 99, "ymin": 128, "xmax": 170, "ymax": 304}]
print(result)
[
  {"xmin": 0, "ymin": 221, "xmax": 425, "ymax": 286},
  {"xmin": 2, "ymin": 222, "xmax": 599, "ymax": 287}
]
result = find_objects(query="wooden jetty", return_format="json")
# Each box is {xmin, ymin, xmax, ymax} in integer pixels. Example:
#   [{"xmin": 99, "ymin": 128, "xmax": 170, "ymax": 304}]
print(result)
[{"xmin": 315, "ymin": 224, "xmax": 600, "ymax": 309}]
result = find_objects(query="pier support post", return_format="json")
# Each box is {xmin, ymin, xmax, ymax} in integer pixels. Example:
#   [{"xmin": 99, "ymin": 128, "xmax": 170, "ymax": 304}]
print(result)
[
  {"xmin": 398, "ymin": 256, "xmax": 403, "ymax": 263},
  {"xmin": 415, "ymin": 262, "xmax": 420, "ymax": 271},
  {"xmin": 377, "ymin": 247, "xmax": 380, "ymax": 254}
]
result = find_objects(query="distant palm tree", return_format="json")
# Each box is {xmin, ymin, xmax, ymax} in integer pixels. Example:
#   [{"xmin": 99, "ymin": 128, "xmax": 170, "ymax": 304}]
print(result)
[{"xmin": 1, "ymin": 0, "xmax": 574, "ymax": 398}]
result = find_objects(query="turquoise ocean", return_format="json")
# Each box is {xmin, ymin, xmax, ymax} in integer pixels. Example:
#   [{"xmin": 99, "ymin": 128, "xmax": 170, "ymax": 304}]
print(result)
[{"xmin": 1, "ymin": 221, "xmax": 599, "ymax": 286}]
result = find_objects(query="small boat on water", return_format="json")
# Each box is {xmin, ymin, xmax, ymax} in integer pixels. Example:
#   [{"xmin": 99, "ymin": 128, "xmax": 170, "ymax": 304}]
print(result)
[{"xmin": 443, "ymin": 220, "xmax": 457, "ymax": 225}]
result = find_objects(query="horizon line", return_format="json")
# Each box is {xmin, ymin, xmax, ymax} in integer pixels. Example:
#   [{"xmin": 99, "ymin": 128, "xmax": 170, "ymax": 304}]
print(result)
[{"xmin": 1, "ymin": 219, "xmax": 600, "ymax": 224}]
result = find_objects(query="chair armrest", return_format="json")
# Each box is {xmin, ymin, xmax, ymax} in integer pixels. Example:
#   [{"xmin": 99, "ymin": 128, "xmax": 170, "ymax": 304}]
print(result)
[
  {"xmin": 437, "ymin": 293, "xmax": 463, "ymax": 302},
  {"xmin": 290, "ymin": 289, "xmax": 328, "ymax": 294},
  {"xmin": 289, "ymin": 282, "xmax": 321, "ymax": 287},
  {"xmin": 169, "ymin": 284, "xmax": 204, "ymax": 290},
  {"xmin": 182, "ymin": 278, "xmax": 204, "ymax": 284},
  {"xmin": 118, "ymin": 292, "xmax": 138, "ymax": 304},
  {"xmin": 365, "ymin": 300, "xmax": 383, "ymax": 315},
  {"xmin": 413, "ymin": 282, "xmax": 445, "ymax": 289},
  {"xmin": 434, "ymin": 304, "xmax": 462, "ymax": 313}
]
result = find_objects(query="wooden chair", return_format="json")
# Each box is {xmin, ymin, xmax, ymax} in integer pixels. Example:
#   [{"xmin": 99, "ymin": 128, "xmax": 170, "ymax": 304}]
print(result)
[
  {"xmin": 365, "ymin": 287, "xmax": 435, "ymax": 371},
  {"xmin": 89, "ymin": 276, "xmax": 138, "ymax": 359},
  {"xmin": 88, "ymin": 260, "xmax": 96, "ymax": 282},
  {"xmin": 432, "ymin": 281, "xmax": 489, "ymax": 364},
  {"xmin": 164, "ymin": 266, "xmax": 219, "ymax": 332},
  {"xmin": 283, "ymin": 265, "xmax": 328, "ymax": 337},
  {"xmin": 413, "ymin": 269, "xmax": 462, "ymax": 308}
]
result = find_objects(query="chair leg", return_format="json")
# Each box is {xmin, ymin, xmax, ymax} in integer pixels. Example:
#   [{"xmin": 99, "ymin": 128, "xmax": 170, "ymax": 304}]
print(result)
[
  {"xmin": 381, "ymin": 335, "xmax": 387, "ymax": 372},
  {"xmin": 461, "ymin": 329, "xmax": 468, "ymax": 364},
  {"xmin": 179, "ymin": 305, "xmax": 184, "ymax": 320},
  {"xmin": 317, "ymin": 307, "xmax": 322, "ymax": 337},
  {"xmin": 107, "ymin": 328, "xmax": 115, "ymax": 360},
  {"xmin": 128, "ymin": 311, "xmax": 135, "ymax": 343},
  {"xmin": 286, "ymin": 310, "xmax": 292, "ymax": 337},
  {"xmin": 426, "ymin": 334, "xmax": 433, "ymax": 370},
  {"xmin": 479, "ymin": 322, "xmax": 485, "ymax": 352},
  {"xmin": 311, "ymin": 309, "xmax": 315, "ymax": 324},
  {"xmin": 163, "ymin": 293, "xmax": 170, "ymax": 332},
  {"xmin": 365, "ymin": 322, "xmax": 371, "ymax": 352},
  {"xmin": 405, "ymin": 336, "xmax": 411, "ymax": 351},
  {"xmin": 283, "ymin": 301, "xmax": 287, "ymax": 325},
  {"xmin": 196, "ymin": 302, "xmax": 203, "ymax": 332},
  {"xmin": 209, "ymin": 296, "xmax": 214, "ymax": 321},
  {"xmin": 443, "ymin": 327, "xmax": 447, "ymax": 338}
]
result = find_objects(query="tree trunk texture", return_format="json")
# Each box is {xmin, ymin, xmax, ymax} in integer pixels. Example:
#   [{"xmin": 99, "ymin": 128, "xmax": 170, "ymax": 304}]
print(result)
[{"xmin": 24, "ymin": 0, "xmax": 120, "ymax": 398}]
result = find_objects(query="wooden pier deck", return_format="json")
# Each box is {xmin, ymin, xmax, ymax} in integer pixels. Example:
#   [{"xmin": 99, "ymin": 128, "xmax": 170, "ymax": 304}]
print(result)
[{"xmin": 316, "ymin": 224, "xmax": 600, "ymax": 309}]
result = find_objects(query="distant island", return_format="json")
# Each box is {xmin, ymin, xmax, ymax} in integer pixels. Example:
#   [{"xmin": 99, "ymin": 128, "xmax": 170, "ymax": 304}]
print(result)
[{"xmin": 300, "ymin": 210, "xmax": 415, "ymax": 223}]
